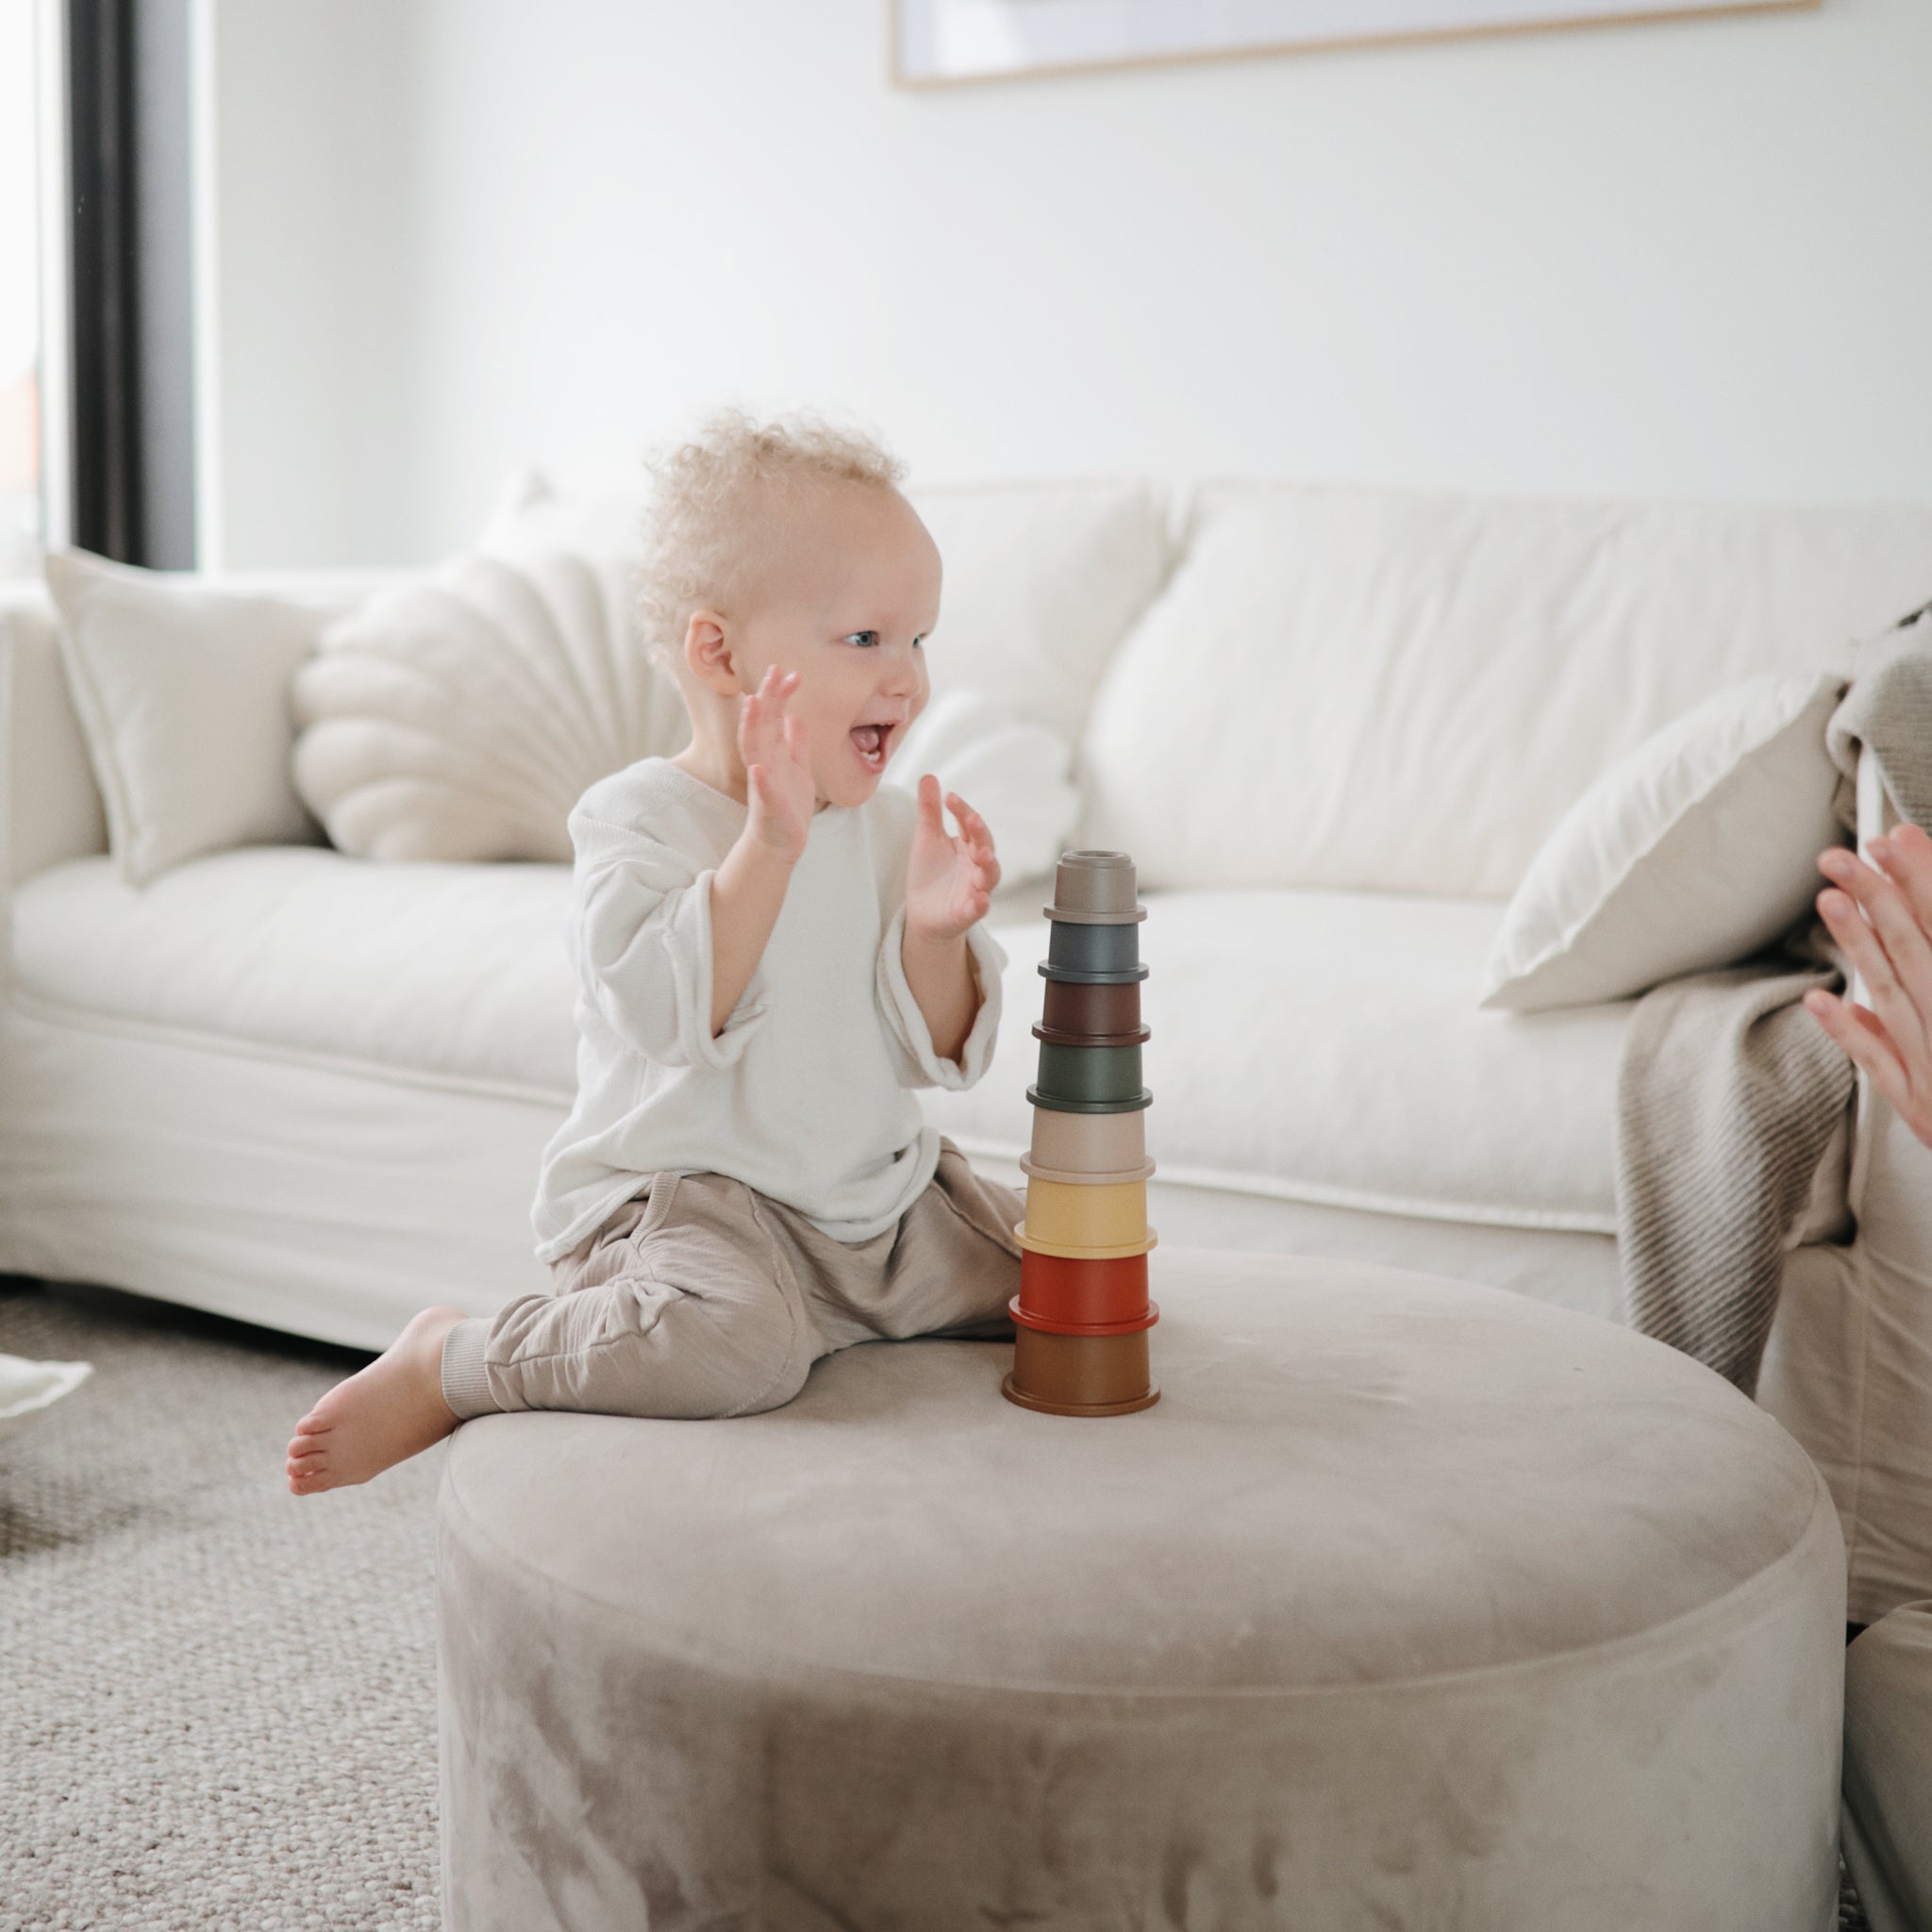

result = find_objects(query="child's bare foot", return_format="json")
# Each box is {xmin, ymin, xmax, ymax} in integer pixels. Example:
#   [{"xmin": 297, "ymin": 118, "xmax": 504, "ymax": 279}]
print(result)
[{"xmin": 285, "ymin": 1305, "xmax": 470, "ymax": 1495}]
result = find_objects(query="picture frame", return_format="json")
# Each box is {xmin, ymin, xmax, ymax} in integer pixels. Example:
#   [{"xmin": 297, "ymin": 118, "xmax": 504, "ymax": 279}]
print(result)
[{"xmin": 890, "ymin": 0, "xmax": 1818, "ymax": 88}]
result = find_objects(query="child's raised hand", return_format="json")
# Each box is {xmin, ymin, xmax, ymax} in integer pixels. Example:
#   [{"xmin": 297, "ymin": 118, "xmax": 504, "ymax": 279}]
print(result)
[
  {"xmin": 738, "ymin": 665, "xmax": 815, "ymax": 863},
  {"xmin": 905, "ymin": 774, "xmax": 1001, "ymax": 941}
]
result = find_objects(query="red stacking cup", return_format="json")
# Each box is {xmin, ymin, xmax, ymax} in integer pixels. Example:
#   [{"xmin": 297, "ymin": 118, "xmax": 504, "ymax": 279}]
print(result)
[{"xmin": 1013, "ymin": 1246, "xmax": 1152, "ymax": 1331}]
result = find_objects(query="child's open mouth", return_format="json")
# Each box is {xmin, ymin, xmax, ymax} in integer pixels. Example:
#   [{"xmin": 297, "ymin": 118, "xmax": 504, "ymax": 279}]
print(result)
[{"xmin": 850, "ymin": 723, "xmax": 894, "ymax": 773}]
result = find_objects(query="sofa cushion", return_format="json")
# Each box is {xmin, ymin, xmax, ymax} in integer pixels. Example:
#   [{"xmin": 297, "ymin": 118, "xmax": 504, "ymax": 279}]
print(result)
[
  {"xmin": 9, "ymin": 856, "xmax": 1840, "ymax": 1239},
  {"xmin": 907, "ymin": 480, "xmax": 1175, "ymax": 749},
  {"xmin": 940, "ymin": 888, "xmax": 1638, "ymax": 1232},
  {"xmin": 1078, "ymin": 484, "xmax": 1932, "ymax": 899},
  {"xmin": 9, "ymin": 850, "xmax": 577, "ymax": 1095}
]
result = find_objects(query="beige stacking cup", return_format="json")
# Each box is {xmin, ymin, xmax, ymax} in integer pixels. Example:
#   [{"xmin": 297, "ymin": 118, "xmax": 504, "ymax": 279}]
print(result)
[{"xmin": 1027, "ymin": 1105, "xmax": 1148, "ymax": 1176}]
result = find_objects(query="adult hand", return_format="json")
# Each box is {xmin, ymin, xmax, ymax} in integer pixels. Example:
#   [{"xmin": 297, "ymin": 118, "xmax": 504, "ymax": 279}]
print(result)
[{"xmin": 1807, "ymin": 822, "xmax": 1932, "ymax": 1149}]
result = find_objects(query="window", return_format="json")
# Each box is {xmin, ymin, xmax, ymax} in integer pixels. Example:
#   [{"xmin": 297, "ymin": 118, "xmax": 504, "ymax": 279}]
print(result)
[{"xmin": 0, "ymin": 0, "xmax": 42, "ymax": 576}]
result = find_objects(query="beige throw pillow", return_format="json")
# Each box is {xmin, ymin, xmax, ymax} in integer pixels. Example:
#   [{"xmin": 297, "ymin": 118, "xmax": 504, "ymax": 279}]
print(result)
[
  {"xmin": 292, "ymin": 546, "xmax": 691, "ymax": 863},
  {"xmin": 44, "ymin": 550, "xmax": 337, "ymax": 885},
  {"xmin": 1481, "ymin": 669, "xmax": 1847, "ymax": 1012},
  {"xmin": 299, "ymin": 484, "xmax": 1088, "ymax": 873}
]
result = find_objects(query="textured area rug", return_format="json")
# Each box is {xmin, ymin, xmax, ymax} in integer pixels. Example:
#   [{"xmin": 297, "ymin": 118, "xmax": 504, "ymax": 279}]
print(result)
[
  {"xmin": 0, "ymin": 1274, "xmax": 1874, "ymax": 1932},
  {"xmin": 0, "ymin": 1277, "xmax": 442, "ymax": 1932}
]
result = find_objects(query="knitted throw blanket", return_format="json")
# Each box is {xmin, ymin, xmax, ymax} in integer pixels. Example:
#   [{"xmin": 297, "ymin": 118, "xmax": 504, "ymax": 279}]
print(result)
[{"xmin": 1616, "ymin": 603, "xmax": 1932, "ymax": 1394}]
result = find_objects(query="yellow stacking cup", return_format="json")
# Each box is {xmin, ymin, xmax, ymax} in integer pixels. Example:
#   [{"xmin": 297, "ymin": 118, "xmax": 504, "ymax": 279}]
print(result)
[{"xmin": 1018, "ymin": 1174, "xmax": 1151, "ymax": 1250}]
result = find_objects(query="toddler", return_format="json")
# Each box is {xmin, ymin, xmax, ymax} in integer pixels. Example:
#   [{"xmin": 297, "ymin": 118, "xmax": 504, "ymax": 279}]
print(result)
[{"xmin": 285, "ymin": 409, "xmax": 1023, "ymax": 1493}]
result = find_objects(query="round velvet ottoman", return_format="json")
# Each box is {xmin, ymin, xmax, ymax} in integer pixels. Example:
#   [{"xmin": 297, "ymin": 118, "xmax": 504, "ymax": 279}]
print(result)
[{"xmin": 436, "ymin": 1250, "xmax": 1845, "ymax": 1932}]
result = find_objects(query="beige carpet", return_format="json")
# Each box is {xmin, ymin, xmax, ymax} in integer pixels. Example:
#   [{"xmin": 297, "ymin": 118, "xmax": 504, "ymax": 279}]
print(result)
[
  {"xmin": 0, "ymin": 1276, "xmax": 442, "ymax": 1932},
  {"xmin": 0, "ymin": 1273, "xmax": 1874, "ymax": 1932}
]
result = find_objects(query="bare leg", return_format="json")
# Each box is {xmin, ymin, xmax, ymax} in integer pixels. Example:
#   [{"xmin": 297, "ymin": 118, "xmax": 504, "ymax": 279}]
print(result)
[{"xmin": 285, "ymin": 1305, "xmax": 468, "ymax": 1495}]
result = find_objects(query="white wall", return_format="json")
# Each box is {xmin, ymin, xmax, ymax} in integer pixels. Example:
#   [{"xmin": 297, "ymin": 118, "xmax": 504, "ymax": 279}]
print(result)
[
  {"xmin": 199, "ymin": 0, "xmax": 416, "ymax": 569},
  {"xmin": 205, "ymin": 0, "xmax": 1932, "ymax": 569}
]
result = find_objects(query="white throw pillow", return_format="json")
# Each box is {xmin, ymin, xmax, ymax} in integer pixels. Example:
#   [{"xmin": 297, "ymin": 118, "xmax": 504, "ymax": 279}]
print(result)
[
  {"xmin": 881, "ymin": 687, "xmax": 1079, "ymax": 887},
  {"xmin": 292, "ymin": 546, "xmax": 691, "ymax": 863},
  {"xmin": 1480, "ymin": 669, "xmax": 1848, "ymax": 1013},
  {"xmin": 43, "ymin": 549, "xmax": 334, "ymax": 885}
]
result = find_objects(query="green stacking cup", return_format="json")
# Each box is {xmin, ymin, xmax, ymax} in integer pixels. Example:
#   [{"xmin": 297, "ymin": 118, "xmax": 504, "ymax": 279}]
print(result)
[{"xmin": 1033, "ymin": 1038, "xmax": 1145, "ymax": 1107}]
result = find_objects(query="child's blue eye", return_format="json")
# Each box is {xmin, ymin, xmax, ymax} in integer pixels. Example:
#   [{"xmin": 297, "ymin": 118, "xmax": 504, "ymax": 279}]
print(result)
[{"xmin": 844, "ymin": 631, "xmax": 879, "ymax": 648}]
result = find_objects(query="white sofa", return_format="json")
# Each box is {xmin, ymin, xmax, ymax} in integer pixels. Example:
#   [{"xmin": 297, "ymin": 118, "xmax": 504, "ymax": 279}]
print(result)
[{"xmin": 3, "ymin": 479, "xmax": 1930, "ymax": 1624}]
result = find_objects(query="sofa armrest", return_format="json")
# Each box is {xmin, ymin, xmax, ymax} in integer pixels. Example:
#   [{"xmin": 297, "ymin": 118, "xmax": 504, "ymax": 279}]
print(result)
[{"xmin": 0, "ymin": 582, "xmax": 106, "ymax": 891}]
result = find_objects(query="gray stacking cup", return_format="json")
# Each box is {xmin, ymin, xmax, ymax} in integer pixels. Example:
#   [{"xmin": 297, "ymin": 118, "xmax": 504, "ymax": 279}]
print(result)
[
  {"xmin": 1046, "ymin": 920, "xmax": 1143, "ymax": 976},
  {"xmin": 1043, "ymin": 850, "xmax": 1147, "ymax": 925}
]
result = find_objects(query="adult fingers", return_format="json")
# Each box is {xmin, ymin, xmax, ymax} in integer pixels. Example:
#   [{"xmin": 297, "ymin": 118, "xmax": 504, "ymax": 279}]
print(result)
[
  {"xmin": 1815, "ymin": 885, "xmax": 1926, "ymax": 1073},
  {"xmin": 1817, "ymin": 857, "xmax": 1932, "ymax": 1064},
  {"xmin": 1872, "ymin": 825, "xmax": 1932, "ymax": 940},
  {"xmin": 1806, "ymin": 988, "xmax": 1917, "ymax": 1122}
]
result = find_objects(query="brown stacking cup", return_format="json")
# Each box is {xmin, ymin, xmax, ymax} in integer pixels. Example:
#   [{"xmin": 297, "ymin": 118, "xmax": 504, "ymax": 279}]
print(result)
[
  {"xmin": 1041, "ymin": 975, "xmax": 1143, "ymax": 1036},
  {"xmin": 1003, "ymin": 1324, "xmax": 1159, "ymax": 1417}
]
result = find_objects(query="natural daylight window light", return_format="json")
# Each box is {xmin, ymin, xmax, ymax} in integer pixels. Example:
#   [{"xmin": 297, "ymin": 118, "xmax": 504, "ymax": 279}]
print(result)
[{"xmin": 0, "ymin": 0, "xmax": 41, "ymax": 578}]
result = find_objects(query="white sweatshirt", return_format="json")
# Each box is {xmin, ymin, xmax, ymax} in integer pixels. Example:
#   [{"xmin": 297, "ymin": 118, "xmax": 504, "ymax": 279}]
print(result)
[{"xmin": 529, "ymin": 758, "xmax": 1007, "ymax": 1263}]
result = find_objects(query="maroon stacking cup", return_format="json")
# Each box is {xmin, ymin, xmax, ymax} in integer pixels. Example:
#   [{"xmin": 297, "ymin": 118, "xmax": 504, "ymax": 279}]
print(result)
[{"xmin": 1040, "ymin": 976, "xmax": 1144, "ymax": 1036}]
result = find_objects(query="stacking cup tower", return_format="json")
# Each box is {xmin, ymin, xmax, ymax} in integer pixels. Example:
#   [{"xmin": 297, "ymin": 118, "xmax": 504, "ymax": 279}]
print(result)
[{"xmin": 1003, "ymin": 850, "xmax": 1159, "ymax": 1417}]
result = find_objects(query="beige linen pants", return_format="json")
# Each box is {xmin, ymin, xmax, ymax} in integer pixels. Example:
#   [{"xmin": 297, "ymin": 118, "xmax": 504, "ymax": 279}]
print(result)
[{"xmin": 440, "ymin": 1138, "xmax": 1024, "ymax": 1423}]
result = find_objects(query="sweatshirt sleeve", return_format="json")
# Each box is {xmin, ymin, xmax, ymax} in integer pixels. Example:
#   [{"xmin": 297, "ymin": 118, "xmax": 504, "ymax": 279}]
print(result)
[
  {"xmin": 874, "ymin": 904, "xmax": 1007, "ymax": 1091},
  {"xmin": 573, "ymin": 812, "xmax": 773, "ymax": 1071}
]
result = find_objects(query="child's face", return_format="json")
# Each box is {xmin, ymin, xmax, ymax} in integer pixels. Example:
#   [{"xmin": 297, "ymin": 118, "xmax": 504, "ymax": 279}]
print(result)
[{"xmin": 722, "ymin": 481, "xmax": 941, "ymax": 811}]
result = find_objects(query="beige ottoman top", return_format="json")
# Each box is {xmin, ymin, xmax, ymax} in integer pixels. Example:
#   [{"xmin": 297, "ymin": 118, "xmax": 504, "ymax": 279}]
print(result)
[{"xmin": 444, "ymin": 1248, "xmax": 1835, "ymax": 1694}]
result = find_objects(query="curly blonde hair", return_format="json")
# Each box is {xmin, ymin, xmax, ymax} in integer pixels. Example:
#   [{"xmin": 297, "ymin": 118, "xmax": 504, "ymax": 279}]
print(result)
[{"xmin": 636, "ymin": 407, "xmax": 909, "ymax": 672}]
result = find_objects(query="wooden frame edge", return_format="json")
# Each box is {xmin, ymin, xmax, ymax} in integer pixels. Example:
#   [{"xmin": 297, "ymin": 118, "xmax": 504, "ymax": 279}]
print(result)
[{"xmin": 887, "ymin": 0, "xmax": 1820, "ymax": 91}]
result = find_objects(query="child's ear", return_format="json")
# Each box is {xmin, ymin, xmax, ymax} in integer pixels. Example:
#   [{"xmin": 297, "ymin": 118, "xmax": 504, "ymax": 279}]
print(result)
[{"xmin": 683, "ymin": 610, "xmax": 741, "ymax": 694}]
